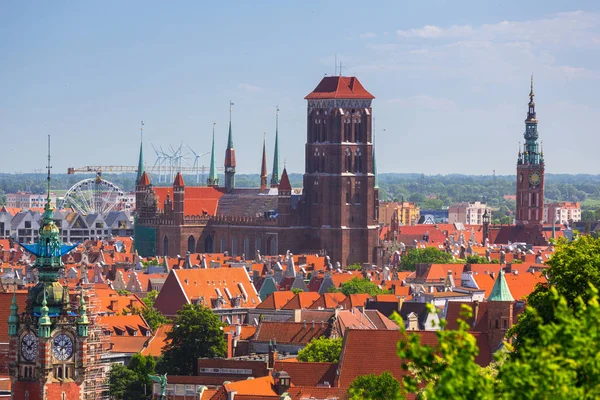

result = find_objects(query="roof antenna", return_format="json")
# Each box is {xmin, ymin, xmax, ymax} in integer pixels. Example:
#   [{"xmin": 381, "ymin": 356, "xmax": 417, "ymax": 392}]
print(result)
[
  {"xmin": 334, "ymin": 54, "xmax": 337, "ymax": 76},
  {"xmin": 46, "ymin": 134, "xmax": 52, "ymax": 199},
  {"xmin": 339, "ymin": 62, "xmax": 343, "ymax": 76}
]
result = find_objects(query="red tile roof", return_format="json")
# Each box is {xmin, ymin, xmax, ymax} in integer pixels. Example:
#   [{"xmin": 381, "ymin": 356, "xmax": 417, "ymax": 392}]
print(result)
[
  {"xmin": 256, "ymin": 291, "xmax": 296, "ymax": 310},
  {"xmin": 308, "ymin": 293, "xmax": 347, "ymax": 310},
  {"xmin": 279, "ymin": 169, "xmax": 291, "ymax": 191},
  {"xmin": 173, "ymin": 172, "xmax": 185, "ymax": 187},
  {"xmin": 281, "ymin": 292, "xmax": 321, "ymax": 310},
  {"xmin": 138, "ymin": 171, "xmax": 150, "ymax": 186},
  {"xmin": 305, "ymin": 76, "xmax": 375, "ymax": 100},
  {"xmin": 140, "ymin": 324, "xmax": 172, "ymax": 357},
  {"xmin": 255, "ymin": 321, "xmax": 328, "ymax": 345},
  {"xmin": 154, "ymin": 186, "xmax": 225, "ymax": 216},
  {"xmin": 273, "ymin": 361, "xmax": 337, "ymax": 387}
]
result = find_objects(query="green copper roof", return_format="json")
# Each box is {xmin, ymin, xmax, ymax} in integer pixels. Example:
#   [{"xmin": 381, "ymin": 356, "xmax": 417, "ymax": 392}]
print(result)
[
  {"xmin": 488, "ymin": 270, "xmax": 514, "ymax": 302},
  {"xmin": 136, "ymin": 139, "xmax": 144, "ymax": 183},
  {"xmin": 270, "ymin": 111, "xmax": 281, "ymax": 186},
  {"xmin": 208, "ymin": 126, "xmax": 218, "ymax": 185},
  {"xmin": 227, "ymin": 118, "xmax": 234, "ymax": 149},
  {"xmin": 373, "ymin": 144, "xmax": 379, "ymax": 189}
]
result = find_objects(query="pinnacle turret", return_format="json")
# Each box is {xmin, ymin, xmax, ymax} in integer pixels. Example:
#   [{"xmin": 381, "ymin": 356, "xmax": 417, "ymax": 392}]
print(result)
[
  {"xmin": 208, "ymin": 123, "xmax": 219, "ymax": 186},
  {"xmin": 271, "ymin": 107, "xmax": 281, "ymax": 187},
  {"xmin": 136, "ymin": 121, "xmax": 145, "ymax": 184},
  {"xmin": 224, "ymin": 102, "xmax": 236, "ymax": 193},
  {"xmin": 38, "ymin": 285, "xmax": 52, "ymax": 338},
  {"xmin": 261, "ymin": 132, "xmax": 268, "ymax": 191},
  {"xmin": 8, "ymin": 287, "xmax": 19, "ymax": 336}
]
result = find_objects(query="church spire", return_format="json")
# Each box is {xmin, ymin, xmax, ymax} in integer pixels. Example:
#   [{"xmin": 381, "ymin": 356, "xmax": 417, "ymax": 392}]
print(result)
[
  {"xmin": 261, "ymin": 132, "xmax": 268, "ymax": 191},
  {"xmin": 8, "ymin": 286, "xmax": 19, "ymax": 336},
  {"xmin": 136, "ymin": 121, "xmax": 145, "ymax": 184},
  {"xmin": 271, "ymin": 107, "xmax": 281, "ymax": 187},
  {"xmin": 522, "ymin": 75, "xmax": 541, "ymax": 165},
  {"xmin": 207, "ymin": 122, "xmax": 219, "ymax": 186},
  {"xmin": 224, "ymin": 101, "xmax": 236, "ymax": 193},
  {"xmin": 488, "ymin": 269, "xmax": 514, "ymax": 302}
]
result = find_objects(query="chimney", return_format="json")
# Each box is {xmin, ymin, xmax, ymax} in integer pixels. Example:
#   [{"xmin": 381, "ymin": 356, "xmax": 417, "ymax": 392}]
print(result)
[
  {"xmin": 110, "ymin": 300, "xmax": 118, "ymax": 311},
  {"xmin": 273, "ymin": 371, "xmax": 291, "ymax": 395},
  {"xmin": 268, "ymin": 340, "xmax": 279, "ymax": 370}
]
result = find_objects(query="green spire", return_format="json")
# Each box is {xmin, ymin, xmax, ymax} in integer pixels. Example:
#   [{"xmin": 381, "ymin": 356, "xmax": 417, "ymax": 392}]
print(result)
[
  {"xmin": 270, "ymin": 107, "xmax": 281, "ymax": 187},
  {"xmin": 77, "ymin": 288, "xmax": 89, "ymax": 337},
  {"xmin": 373, "ymin": 144, "xmax": 379, "ymax": 190},
  {"xmin": 38, "ymin": 285, "xmax": 52, "ymax": 338},
  {"xmin": 208, "ymin": 123, "xmax": 219, "ymax": 186},
  {"xmin": 227, "ymin": 103, "xmax": 234, "ymax": 149},
  {"xmin": 136, "ymin": 121, "xmax": 145, "ymax": 184},
  {"xmin": 488, "ymin": 270, "xmax": 514, "ymax": 302},
  {"xmin": 8, "ymin": 287, "xmax": 19, "ymax": 336}
]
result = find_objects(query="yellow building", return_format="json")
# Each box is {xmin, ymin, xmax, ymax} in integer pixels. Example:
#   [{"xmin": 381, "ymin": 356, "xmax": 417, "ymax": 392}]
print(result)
[{"xmin": 379, "ymin": 201, "xmax": 420, "ymax": 226}]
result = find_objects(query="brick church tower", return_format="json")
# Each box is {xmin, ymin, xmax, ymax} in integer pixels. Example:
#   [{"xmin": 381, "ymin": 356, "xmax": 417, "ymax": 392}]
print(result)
[
  {"xmin": 302, "ymin": 76, "xmax": 379, "ymax": 265},
  {"xmin": 516, "ymin": 76, "xmax": 545, "ymax": 226},
  {"xmin": 9, "ymin": 138, "xmax": 88, "ymax": 400}
]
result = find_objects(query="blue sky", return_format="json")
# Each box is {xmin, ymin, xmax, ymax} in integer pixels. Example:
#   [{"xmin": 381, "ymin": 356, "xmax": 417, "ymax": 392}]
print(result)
[{"xmin": 1, "ymin": 1, "xmax": 599, "ymax": 176}]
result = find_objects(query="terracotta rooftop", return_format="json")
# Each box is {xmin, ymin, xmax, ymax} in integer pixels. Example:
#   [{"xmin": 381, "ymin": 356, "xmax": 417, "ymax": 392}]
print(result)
[
  {"xmin": 255, "ymin": 321, "xmax": 329, "ymax": 345},
  {"xmin": 305, "ymin": 76, "xmax": 374, "ymax": 100}
]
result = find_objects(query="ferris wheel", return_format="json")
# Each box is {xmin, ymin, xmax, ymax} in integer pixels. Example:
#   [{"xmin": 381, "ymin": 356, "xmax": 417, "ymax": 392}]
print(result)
[{"xmin": 60, "ymin": 173, "xmax": 126, "ymax": 216}]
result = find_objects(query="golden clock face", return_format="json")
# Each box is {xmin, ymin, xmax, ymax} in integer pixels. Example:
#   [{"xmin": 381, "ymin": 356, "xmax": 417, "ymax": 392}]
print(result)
[{"xmin": 528, "ymin": 172, "xmax": 541, "ymax": 186}]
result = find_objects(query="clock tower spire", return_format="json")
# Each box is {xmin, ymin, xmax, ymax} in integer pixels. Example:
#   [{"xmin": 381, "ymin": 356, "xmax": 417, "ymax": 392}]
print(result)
[{"xmin": 516, "ymin": 75, "xmax": 545, "ymax": 226}]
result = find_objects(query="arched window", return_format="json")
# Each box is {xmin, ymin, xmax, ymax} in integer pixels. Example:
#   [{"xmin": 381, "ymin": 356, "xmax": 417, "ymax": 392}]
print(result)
[
  {"xmin": 243, "ymin": 237, "xmax": 250, "ymax": 257},
  {"xmin": 255, "ymin": 238, "xmax": 262, "ymax": 255},
  {"xmin": 345, "ymin": 148, "xmax": 352, "ymax": 173},
  {"xmin": 57, "ymin": 367, "xmax": 63, "ymax": 379},
  {"xmin": 344, "ymin": 112, "xmax": 351, "ymax": 142},
  {"xmin": 220, "ymin": 237, "xmax": 226, "ymax": 253},
  {"xmin": 313, "ymin": 148, "xmax": 320, "ymax": 172},
  {"xmin": 231, "ymin": 237, "xmax": 238, "ymax": 256},
  {"xmin": 187, "ymin": 236, "xmax": 195, "ymax": 253},
  {"xmin": 162, "ymin": 236, "xmax": 169, "ymax": 256},
  {"xmin": 204, "ymin": 235, "xmax": 214, "ymax": 253},
  {"xmin": 354, "ymin": 148, "xmax": 362, "ymax": 173},
  {"xmin": 346, "ymin": 179, "xmax": 352, "ymax": 204},
  {"xmin": 354, "ymin": 120, "xmax": 361, "ymax": 143},
  {"xmin": 320, "ymin": 151, "xmax": 325, "ymax": 172}
]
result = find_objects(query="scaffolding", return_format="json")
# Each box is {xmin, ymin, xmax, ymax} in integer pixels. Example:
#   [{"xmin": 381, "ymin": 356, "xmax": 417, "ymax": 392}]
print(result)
[{"xmin": 80, "ymin": 284, "xmax": 111, "ymax": 400}]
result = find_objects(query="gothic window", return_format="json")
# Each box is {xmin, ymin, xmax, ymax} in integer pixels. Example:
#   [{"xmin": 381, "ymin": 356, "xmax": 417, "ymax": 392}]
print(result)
[
  {"xmin": 344, "ymin": 115, "xmax": 351, "ymax": 142},
  {"xmin": 231, "ymin": 237, "xmax": 238, "ymax": 256},
  {"xmin": 354, "ymin": 120, "xmax": 361, "ymax": 143},
  {"xmin": 345, "ymin": 148, "xmax": 352, "ymax": 173},
  {"xmin": 346, "ymin": 179, "xmax": 352, "ymax": 204},
  {"xmin": 353, "ymin": 193, "xmax": 360, "ymax": 204},
  {"xmin": 354, "ymin": 148, "xmax": 363, "ymax": 173},
  {"xmin": 314, "ymin": 191, "xmax": 319, "ymax": 204},
  {"xmin": 243, "ymin": 237, "xmax": 250, "ymax": 257},
  {"xmin": 162, "ymin": 236, "xmax": 169, "ymax": 256},
  {"xmin": 220, "ymin": 237, "xmax": 226, "ymax": 253},
  {"xmin": 320, "ymin": 151, "xmax": 325, "ymax": 172},
  {"xmin": 313, "ymin": 148, "xmax": 320, "ymax": 172},
  {"xmin": 57, "ymin": 366, "xmax": 63, "ymax": 379}
]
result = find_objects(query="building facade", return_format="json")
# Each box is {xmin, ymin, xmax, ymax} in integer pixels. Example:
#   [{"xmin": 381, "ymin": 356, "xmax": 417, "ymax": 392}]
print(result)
[
  {"xmin": 134, "ymin": 76, "xmax": 380, "ymax": 265},
  {"xmin": 379, "ymin": 201, "xmax": 420, "ymax": 227},
  {"xmin": 448, "ymin": 201, "xmax": 491, "ymax": 225},
  {"xmin": 544, "ymin": 201, "xmax": 581, "ymax": 225},
  {"xmin": 6, "ymin": 192, "xmax": 59, "ymax": 209}
]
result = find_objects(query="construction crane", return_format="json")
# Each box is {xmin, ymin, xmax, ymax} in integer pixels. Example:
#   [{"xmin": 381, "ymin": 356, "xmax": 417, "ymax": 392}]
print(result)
[{"xmin": 67, "ymin": 165, "xmax": 223, "ymax": 184}]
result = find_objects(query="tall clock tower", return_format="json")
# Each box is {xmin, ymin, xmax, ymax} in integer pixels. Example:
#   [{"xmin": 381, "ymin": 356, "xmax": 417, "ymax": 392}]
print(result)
[
  {"xmin": 9, "ymin": 138, "xmax": 88, "ymax": 400},
  {"xmin": 516, "ymin": 77, "xmax": 545, "ymax": 226}
]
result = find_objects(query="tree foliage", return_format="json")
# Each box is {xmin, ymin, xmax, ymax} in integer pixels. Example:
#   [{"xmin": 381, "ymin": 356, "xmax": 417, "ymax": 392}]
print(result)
[
  {"xmin": 510, "ymin": 235, "xmax": 600, "ymax": 348},
  {"xmin": 131, "ymin": 290, "xmax": 168, "ymax": 331},
  {"xmin": 399, "ymin": 247, "xmax": 454, "ymax": 271},
  {"xmin": 348, "ymin": 371, "xmax": 401, "ymax": 400},
  {"xmin": 156, "ymin": 304, "xmax": 226, "ymax": 375},
  {"xmin": 109, "ymin": 354, "xmax": 156, "ymax": 400},
  {"xmin": 335, "ymin": 277, "xmax": 387, "ymax": 296},
  {"xmin": 297, "ymin": 337, "xmax": 342, "ymax": 363}
]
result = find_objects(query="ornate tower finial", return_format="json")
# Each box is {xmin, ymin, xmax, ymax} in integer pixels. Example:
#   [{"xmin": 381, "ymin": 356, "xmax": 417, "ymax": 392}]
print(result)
[
  {"xmin": 38, "ymin": 284, "xmax": 52, "ymax": 338},
  {"xmin": 8, "ymin": 285, "xmax": 19, "ymax": 336},
  {"xmin": 271, "ymin": 106, "xmax": 281, "ymax": 187},
  {"xmin": 137, "ymin": 121, "xmax": 145, "ymax": 184},
  {"xmin": 529, "ymin": 74, "xmax": 534, "ymax": 100},
  {"xmin": 46, "ymin": 134, "xmax": 52, "ymax": 202},
  {"xmin": 208, "ymin": 122, "xmax": 219, "ymax": 186}
]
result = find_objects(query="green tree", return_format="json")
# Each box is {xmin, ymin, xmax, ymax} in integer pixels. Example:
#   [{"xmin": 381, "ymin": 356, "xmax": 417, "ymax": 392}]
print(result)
[
  {"xmin": 291, "ymin": 288, "xmax": 304, "ymax": 295},
  {"xmin": 336, "ymin": 277, "xmax": 387, "ymax": 296},
  {"xmin": 108, "ymin": 354, "xmax": 156, "ymax": 400},
  {"xmin": 109, "ymin": 364, "xmax": 138, "ymax": 400},
  {"xmin": 395, "ymin": 306, "xmax": 495, "ymax": 399},
  {"xmin": 399, "ymin": 247, "xmax": 454, "ymax": 271},
  {"xmin": 297, "ymin": 337, "xmax": 342, "ymax": 363},
  {"xmin": 348, "ymin": 371, "xmax": 401, "ymax": 400},
  {"xmin": 156, "ymin": 304, "xmax": 226, "ymax": 375},
  {"xmin": 131, "ymin": 290, "xmax": 168, "ymax": 331},
  {"xmin": 510, "ymin": 235, "xmax": 600, "ymax": 348}
]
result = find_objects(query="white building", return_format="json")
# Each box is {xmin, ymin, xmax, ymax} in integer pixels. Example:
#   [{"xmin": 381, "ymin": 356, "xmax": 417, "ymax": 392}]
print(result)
[
  {"xmin": 6, "ymin": 192, "xmax": 58, "ymax": 209},
  {"xmin": 544, "ymin": 202, "xmax": 581, "ymax": 225},
  {"xmin": 448, "ymin": 201, "xmax": 491, "ymax": 225}
]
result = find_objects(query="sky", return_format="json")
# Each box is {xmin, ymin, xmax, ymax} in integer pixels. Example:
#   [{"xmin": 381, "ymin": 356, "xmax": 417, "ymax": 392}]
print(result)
[{"xmin": 1, "ymin": 1, "xmax": 600, "ymax": 176}]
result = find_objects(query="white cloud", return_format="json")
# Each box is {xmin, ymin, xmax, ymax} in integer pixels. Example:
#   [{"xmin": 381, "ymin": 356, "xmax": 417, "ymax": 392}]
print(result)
[
  {"xmin": 397, "ymin": 24, "xmax": 473, "ymax": 39},
  {"xmin": 360, "ymin": 32, "xmax": 377, "ymax": 39},
  {"xmin": 238, "ymin": 83, "xmax": 263, "ymax": 92}
]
